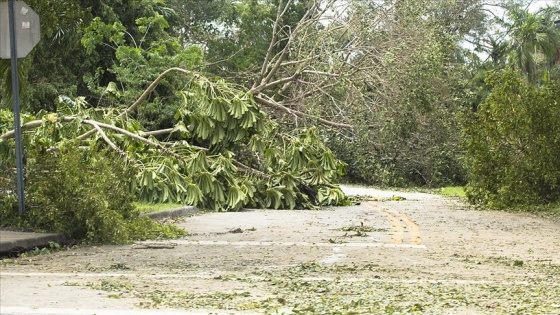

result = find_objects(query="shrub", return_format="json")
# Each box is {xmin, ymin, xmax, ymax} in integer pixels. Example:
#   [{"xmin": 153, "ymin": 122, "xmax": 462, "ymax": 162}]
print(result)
[
  {"xmin": 0, "ymin": 142, "xmax": 185, "ymax": 243},
  {"xmin": 463, "ymin": 70, "xmax": 560, "ymax": 208},
  {"xmin": 329, "ymin": 107, "xmax": 466, "ymax": 188}
]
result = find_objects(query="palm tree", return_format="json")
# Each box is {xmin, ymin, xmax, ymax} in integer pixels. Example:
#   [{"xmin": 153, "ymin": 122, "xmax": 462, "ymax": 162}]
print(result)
[
  {"xmin": 0, "ymin": 58, "xmax": 30, "ymax": 109},
  {"xmin": 505, "ymin": 6, "xmax": 560, "ymax": 83}
]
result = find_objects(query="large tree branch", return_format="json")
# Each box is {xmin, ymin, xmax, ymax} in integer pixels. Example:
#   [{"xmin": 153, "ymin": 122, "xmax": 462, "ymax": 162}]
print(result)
[
  {"xmin": 86, "ymin": 120, "xmax": 130, "ymax": 160},
  {"xmin": 254, "ymin": 95, "xmax": 353, "ymax": 130},
  {"xmin": 0, "ymin": 116, "xmax": 76, "ymax": 141},
  {"xmin": 254, "ymin": 0, "xmax": 293, "ymax": 89},
  {"xmin": 86, "ymin": 120, "xmax": 269, "ymax": 180},
  {"xmin": 78, "ymin": 67, "xmax": 193, "ymax": 140},
  {"xmin": 0, "ymin": 116, "xmax": 271, "ymax": 180}
]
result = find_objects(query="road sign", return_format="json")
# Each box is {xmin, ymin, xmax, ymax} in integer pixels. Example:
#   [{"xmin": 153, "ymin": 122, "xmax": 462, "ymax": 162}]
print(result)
[{"xmin": 0, "ymin": 1, "xmax": 40, "ymax": 58}]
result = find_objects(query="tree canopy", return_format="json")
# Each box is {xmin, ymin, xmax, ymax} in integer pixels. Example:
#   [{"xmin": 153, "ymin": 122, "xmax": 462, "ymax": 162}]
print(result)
[{"xmin": 1, "ymin": 0, "xmax": 559, "ymax": 219}]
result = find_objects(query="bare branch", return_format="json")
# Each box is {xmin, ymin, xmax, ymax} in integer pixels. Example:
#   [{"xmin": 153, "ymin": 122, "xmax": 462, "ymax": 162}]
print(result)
[
  {"xmin": 123, "ymin": 67, "xmax": 192, "ymax": 115},
  {"xmin": 254, "ymin": 95, "xmax": 353, "ymax": 130},
  {"xmin": 0, "ymin": 117, "xmax": 76, "ymax": 141},
  {"xmin": 280, "ymin": 57, "xmax": 316, "ymax": 67},
  {"xmin": 78, "ymin": 67, "xmax": 193, "ymax": 140},
  {"xmin": 141, "ymin": 128, "xmax": 174, "ymax": 137},
  {"xmin": 283, "ymin": 82, "xmax": 339, "ymax": 103},
  {"xmin": 83, "ymin": 120, "xmax": 197, "ymax": 160},
  {"xmin": 251, "ymin": 73, "xmax": 300, "ymax": 94},
  {"xmin": 85, "ymin": 120, "xmax": 130, "ymax": 159},
  {"xmin": 256, "ymin": 0, "xmax": 331, "ymax": 88},
  {"xmin": 301, "ymin": 70, "xmax": 341, "ymax": 77},
  {"xmin": 255, "ymin": 0, "xmax": 293, "ymax": 89}
]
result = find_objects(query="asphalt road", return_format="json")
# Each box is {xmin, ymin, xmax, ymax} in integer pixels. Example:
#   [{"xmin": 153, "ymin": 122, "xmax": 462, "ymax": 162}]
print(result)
[{"xmin": 1, "ymin": 186, "xmax": 559, "ymax": 314}]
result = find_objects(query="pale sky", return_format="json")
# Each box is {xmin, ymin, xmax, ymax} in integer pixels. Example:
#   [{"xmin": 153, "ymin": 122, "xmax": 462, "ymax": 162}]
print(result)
[
  {"xmin": 529, "ymin": 0, "xmax": 560, "ymax": 12},
  {"xmin": 527, "ymin": 0, "xmax": 559, "ymax": 11}
]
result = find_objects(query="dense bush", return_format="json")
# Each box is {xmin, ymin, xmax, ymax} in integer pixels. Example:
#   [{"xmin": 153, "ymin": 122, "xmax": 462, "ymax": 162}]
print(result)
[
  {"xmin": 0, "ymin": 142, "xmax": 185, "ymax": 244},
  {"xmin": 328, "ymin": 95, "xmax": 466, "ymax": 188},
  {"xmin": 323, "ymin": 5, "xmax": 468, "ymax": 189},
  {"xmin": 463, "ymin": 70, "xmax": 560, "ymax": 208}
]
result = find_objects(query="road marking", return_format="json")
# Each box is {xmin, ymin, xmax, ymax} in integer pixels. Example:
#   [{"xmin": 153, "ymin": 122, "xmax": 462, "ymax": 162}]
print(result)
[
  {"xmin": 364, "ymin": 202, "xmax": 423, "ymax": 245},
  {"xmin": 377, "ymin": 208, "xmax": 404, "ymax": 244},
  {"xmin": 384, "ymin": 208, "xmax": 423, "ymax": 245},
  {"xmin": 157, "ymin": 240, "xmax": 427, "ymax": 248},
  {"xmin": 320, "ymin": 246, "xmax": 347, "ymax": 263},
  {"xmin": 0, "ymin": 307, "xmax": 256, "ymax": 315},
  {"xmin": 2, "ymin": 273, "xmax": 558, "ymax": 286}
]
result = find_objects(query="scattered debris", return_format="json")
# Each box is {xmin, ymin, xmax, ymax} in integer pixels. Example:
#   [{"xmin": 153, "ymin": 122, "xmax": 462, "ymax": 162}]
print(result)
[
  {"xmin": 132, "ymin": 242, "xmax": 177, "ymax": 249},
  {"xmin": 348, "ymin": 195, "xmax": 407, "ymax": 205}
]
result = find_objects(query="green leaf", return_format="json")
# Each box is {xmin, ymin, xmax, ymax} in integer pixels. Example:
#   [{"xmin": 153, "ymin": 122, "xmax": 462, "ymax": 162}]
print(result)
[
  {"xmin": 228, "ymin": 96, "xmax": 249, "ymax": 119},
  {"xmin": 194, "ymin": 171, "xmax": 215, "ymax": 194},
  {"xmin": 189, "ymin": 151, "xmax": 209, "ymax": 172},
  {"xmin": 186, "ymin": 183, "xmax": 204, "ymax": 205},
  {"xmin": 208, "ymin": 97, "xmax": 229, "ymax": 122}
]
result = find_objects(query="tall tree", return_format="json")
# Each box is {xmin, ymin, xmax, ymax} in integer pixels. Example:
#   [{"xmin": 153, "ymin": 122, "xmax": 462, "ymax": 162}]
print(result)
[
  {"xmin": 506, "ymin": 6, "xmax": 560, "ymax": 83},
  {"xmin": 240, "ymin": 0, "xmax": 482, "ymax": 186}
]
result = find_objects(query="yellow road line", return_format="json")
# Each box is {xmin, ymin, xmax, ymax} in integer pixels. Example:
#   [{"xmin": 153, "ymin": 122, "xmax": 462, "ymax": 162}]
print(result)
[
  {"xmin": 385, "ymin": 208, "xmax": 422, "ymax": 245},
  {"xmin": 380, "ymin": 210, "xmax": 404, "ymax": 244},
  {"xmin": 364, "ymin": 202, "xmax": 422, "ymax": 245},
  {"xmin": 364, "ymin": 202, "xmax": 404, "ymax": 244}
]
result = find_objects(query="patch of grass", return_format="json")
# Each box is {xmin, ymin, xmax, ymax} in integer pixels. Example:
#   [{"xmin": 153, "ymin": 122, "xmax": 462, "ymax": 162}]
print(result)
[
  {"xmin": 134, "ymin": 202, "xmax": 184, "ymax": 214},
  {"xmin": 438, "ymin": 186, "xmax": 465, "ymax": 198}
]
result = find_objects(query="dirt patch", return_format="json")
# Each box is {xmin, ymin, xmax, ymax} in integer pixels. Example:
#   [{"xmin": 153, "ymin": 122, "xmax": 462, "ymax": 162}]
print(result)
[{"xmin": 1, "ymin": 190, "xmax": 559, "ymax": 314}]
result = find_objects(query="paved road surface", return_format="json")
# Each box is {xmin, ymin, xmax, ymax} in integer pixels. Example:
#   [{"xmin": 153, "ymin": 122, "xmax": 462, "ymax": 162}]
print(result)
[{"xmin": 1, "ymin": 186, "xmax": 559, "ymax": 314}]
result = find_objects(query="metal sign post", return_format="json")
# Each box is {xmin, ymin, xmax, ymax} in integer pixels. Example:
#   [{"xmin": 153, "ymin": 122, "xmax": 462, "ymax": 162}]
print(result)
[
  {"xmin": 8, "ymin": 0, "xmax": 25, "ymax": 215},
  {"xmin": 1, "ymin": 0, "xmax": 40, "ymax": 215}
]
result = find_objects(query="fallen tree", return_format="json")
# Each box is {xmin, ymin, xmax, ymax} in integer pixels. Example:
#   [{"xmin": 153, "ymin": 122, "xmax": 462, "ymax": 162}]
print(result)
[{"xmin": 0, "ymin": 68, "xmax": 347, "ymax": 211}]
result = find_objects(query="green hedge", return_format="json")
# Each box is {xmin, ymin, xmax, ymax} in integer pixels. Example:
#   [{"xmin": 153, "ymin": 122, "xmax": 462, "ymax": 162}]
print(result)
[
  {"xmin": 0, "ymin": 143, "xmax": 185, "ymax": 244},
  {"xmin": 463, "ymin": 70, "xmax": 560, "ymax": 208}
]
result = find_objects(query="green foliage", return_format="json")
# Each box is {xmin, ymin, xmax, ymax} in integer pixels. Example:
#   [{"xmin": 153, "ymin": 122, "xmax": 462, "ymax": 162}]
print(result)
[
  {"xmin": 80, "ymin": 7, "xmax": 204, "ymax": 132},
  {"xmin": 326, "ymin": 2, "xmax": 468, "ymax": 188},
  {"xmin": 0, "ymin": 142, "xmax": 185, "ymax": 244},
  {"xmin": 134, "ymin": 202, "xmax": 183, "ymax": 213},
  {"xmin": 0, "ymin": 59, "xmax": 30, "ymax": 108},
  {"xmin": 330, "ymin": 108, "xmax": 466, "ymax": 189},
  {"xmin": 2, "ymin": 0, "xmax": 193, "ymax": 114},
  {"xmin": 1, "ymin": 67, "xmax": 347, "ymax": 213},
  {"xmin": 0, "ymin": 110, "xmax": 37, "ymax": 188},
  {"xmin": 129, "ymin": 74, "xmax": 347, "ymax": 210},
  {"xmin": 505, "ymin": 6, "xmax": 560, "ymax": 84},
  {"xmin": 463, "ymin": 70, "xmax": 560, "ymax": 208}
]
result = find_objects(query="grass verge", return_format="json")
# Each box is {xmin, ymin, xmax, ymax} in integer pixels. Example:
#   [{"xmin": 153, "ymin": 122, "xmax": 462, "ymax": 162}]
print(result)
[
  {"xmin": 438, "ymin": 186, "xmax": 466, "ymax": 198},
  {"xmin": 134, "ymin": 202, "xmax": 184, "ymax": 214}
]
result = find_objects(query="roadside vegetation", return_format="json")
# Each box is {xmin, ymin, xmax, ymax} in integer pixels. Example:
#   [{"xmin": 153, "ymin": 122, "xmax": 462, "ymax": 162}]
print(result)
[
  {"xmin": 134, "ymin": 202, "xmax": 184, "ymax": 214},
  {"xmin": 1, "ymin": 0, "xmax": 559, "ymax": 243},
  {"xmin": 438, "ymin": 187, "xmax": 466, "ymax": 198}
]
